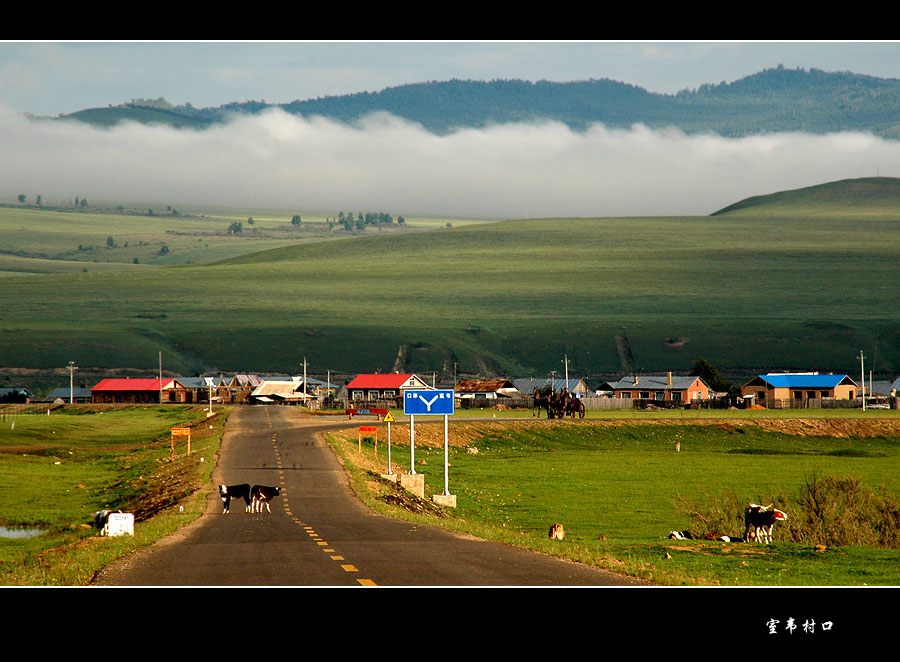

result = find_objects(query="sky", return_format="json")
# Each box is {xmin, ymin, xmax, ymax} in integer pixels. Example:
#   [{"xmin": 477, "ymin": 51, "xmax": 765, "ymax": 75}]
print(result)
[{"xmin": 3, "ymin": 41, "xmax": 900, "ymax": 218}]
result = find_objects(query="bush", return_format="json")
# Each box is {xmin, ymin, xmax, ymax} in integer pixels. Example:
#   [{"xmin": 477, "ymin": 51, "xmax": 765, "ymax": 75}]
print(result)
[{"xmin": 678, "ymin": 473, "xmax": 900, "ymax": 548}]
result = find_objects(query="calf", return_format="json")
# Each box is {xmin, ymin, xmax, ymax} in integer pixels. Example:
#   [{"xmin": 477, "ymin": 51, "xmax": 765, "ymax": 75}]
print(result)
[
  {"xmin": 219, "ymin": 484, "xmax": 252, "ymax": 514},
  {"xmin": 743, "ymin": 503, "xmax": 788, "ymax": 544},
  {"xmin": 251, "ymin": 484, "xmax": 281, "ymax": 513}
]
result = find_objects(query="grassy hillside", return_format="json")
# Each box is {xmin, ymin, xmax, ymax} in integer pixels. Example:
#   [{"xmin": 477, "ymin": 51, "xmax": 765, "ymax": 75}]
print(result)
[
  {"xmin": 713, "ymin": 177, "xmax": 900, "ymax": 217},
  {"xmin": 1, "ymin": 179, "xmax": 899, "ymax": 382},
  {"xmin": 0, "ymin": 204, "xmax": 463, "ymax": 276}
]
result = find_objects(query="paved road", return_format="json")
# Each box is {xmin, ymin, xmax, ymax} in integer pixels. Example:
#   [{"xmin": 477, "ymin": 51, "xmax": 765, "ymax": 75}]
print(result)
[{"xmin": 92, "ymin": 407, "xmax": 647, "ymax": 586}]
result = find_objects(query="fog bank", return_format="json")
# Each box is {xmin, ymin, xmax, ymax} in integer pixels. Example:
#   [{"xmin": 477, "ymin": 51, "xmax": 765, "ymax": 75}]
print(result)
[{"xmin": 2, "ymin": 106, "xmax": 897, "ymax": 218}]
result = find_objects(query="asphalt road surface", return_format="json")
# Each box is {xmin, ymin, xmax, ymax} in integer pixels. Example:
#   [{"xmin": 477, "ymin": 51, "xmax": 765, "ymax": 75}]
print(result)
[{"xmin": 92, "ymin": 406, "xmax": 648, "ymax": 587}]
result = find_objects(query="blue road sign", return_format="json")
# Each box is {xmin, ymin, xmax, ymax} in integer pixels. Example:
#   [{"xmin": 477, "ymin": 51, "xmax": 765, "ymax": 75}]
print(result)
[{"xmin": 404, "ymin": 389, "xmax": 455, "ymax": 415}]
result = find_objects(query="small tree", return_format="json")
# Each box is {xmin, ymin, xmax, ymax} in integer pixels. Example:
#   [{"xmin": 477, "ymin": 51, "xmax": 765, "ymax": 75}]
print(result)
[
  {"xmin": 17, "ymin": 194, "xmax": 25, "ymax": 204},
  {"xmin": 291, "ymin": 215, "xmax": 302, "ymax": 227},
  {"xmin": 106, "ymin": 236, "xmax": 116, "ymax": 248}
]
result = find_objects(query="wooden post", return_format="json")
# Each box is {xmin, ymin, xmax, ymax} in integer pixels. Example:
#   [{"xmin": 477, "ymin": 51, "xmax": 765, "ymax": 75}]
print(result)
[{"xmin": 170, "ymin": 427, "xmax": 192, "ymax": 460}]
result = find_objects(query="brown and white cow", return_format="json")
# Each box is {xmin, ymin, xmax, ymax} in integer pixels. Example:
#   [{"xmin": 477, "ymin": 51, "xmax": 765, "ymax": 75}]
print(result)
[
  {"xmin": 251, "ymin": 484, "xmax": 281, "ymax": 513},
  {"xmin": 743, "ymin": 503, "xmax": 788, "ymax": 544}
]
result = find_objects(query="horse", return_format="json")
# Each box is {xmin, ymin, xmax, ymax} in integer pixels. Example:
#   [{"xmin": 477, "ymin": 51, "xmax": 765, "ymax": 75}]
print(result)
[
  {"xmin": 565, "ymin": 396, "xmax": 585, "ymax": 419},
  {"xmin": 532, "ymin": 388, "xmax": 550, "ymax": 417},
  {"xmin": 547, "ymin": 390, "xmax": 568, "ymax": 419}
]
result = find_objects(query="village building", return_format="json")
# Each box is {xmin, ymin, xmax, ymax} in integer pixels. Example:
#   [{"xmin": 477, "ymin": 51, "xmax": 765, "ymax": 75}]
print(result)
[
  {"xmin": 454, "ymin": 378, "xmax": 520, "ymax": 400},
  {"xmin": 0, "ymin": 387, "xmax": 35, "ymax": 403},
  {"xmin": 161, "ymin": 377, "xmax": 232, "ymax": 404},
  {"xmin": 249, "ymin": 379, "xmax": 316, "ymax": 404},
  {"xmin": 228, "ymin": 374, "xmax": 261, "ymax": 404},
  {"xmin": 45, "ymin": 387, "xmax": 92, "ymax": 403},
  {"xmin": 91, "ymin": 378, "xmax": 165, "ymax": 404},
  {"xmin": 741, "ymin": 373, "xmax": 858, "ymax": 407},
  {"xmin": 602, "ymin": 373, "xmax": 710, "ymax": 403},
  {"xmin": 512, "ymin": 377, "xmax": 590, "ymax": 397},
  {"xmin": 344, "ymin": 373, "xmax": 430, "ymax": 405}
]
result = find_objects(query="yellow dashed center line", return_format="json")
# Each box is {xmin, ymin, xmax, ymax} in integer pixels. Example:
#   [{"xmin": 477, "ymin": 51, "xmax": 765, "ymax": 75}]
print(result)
[{"xmin": 267, "ymin": 416, "xmax": 376, "ymax": 586}]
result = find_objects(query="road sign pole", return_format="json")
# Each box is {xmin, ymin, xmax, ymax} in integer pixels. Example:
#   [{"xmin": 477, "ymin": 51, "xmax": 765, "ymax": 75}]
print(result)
[
  {"xmin": 410, "ymin": 413, "xmax": 416, "ymax": 475},
  {"xmin": 387, "ymin": 420, "xmax": 392, "ymax": 475},
  {"xmin": 443, "ymin": 413, "xmax": 449, "ymax": 495}
]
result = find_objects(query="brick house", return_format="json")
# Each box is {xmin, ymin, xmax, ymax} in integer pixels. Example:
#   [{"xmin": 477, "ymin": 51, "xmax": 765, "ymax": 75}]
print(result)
[
  {"xmin": 741, "ymin": 373, "xmax": 858, "ymax": 407},
  {"xmin": 91, "ymin": 378, "xmax": 165, "ymax": 404},
  {"xmin": 344, "ymin": 373, "xmax": 430, "ymax": 405},
  {"xmin": 602, "ymin": 373, "xmax": 710, "ymax": 403}
]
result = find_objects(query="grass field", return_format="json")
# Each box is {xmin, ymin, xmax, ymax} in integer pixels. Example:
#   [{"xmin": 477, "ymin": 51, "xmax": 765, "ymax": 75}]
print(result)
[
  {"xmin": 0, "ymin": 404, "xmax": 228, "ymax": 585},
  {"xmin": 1, "ymin": 178, "xmax": 899, "ymax": 383},
  {"xmin": 0, "ymin": 203, "xmax": 469, "ymax": 274},
  {"xmin": 330, "ymin": 412, "xmax": 900, "ymax": 586},
  {"xmin": 3, "ymin": 404, "xmax": 899, "ymax": 587}
]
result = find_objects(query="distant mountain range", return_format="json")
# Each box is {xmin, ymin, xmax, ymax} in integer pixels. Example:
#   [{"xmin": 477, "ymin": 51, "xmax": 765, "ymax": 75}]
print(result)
[{"xmin": 55, "ymin": 66, "xmax": 900, "ymax": 139}]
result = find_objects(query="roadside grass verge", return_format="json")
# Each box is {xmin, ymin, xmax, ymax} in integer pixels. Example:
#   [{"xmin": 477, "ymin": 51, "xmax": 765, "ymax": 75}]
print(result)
[
  {"xmin": 0, "ymin": 405, "xmax": 229, "ymax": 585},
  {"xmin": 326, "ymin": 416, "xmax": 900, "ymax": 586}
]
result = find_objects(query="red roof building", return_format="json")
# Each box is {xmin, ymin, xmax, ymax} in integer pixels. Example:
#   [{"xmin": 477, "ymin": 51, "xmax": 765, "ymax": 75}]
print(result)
[
  {"xmin": 91, "ymin": 378, "xmax": 167, "ymax": 404},
  {"xmin": 345, "ymin": 373, "xmax": 429, "ymax": 402}
]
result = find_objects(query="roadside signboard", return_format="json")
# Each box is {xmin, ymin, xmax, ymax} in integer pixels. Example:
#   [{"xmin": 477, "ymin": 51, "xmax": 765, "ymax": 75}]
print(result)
[{"xmin": 403, "ymin": 389, "xmax": 455, "ymax": 416}]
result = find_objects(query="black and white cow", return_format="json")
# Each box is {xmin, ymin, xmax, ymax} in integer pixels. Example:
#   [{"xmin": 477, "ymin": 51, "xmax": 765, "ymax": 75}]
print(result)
[
  {"xmin": 219, "ymin": 484, "xmax": 252, "ymax": 514},
  {"xmin": 250, "ymin": 485, "xmax": 281, "ymax": 513},
  {"xmin": 94, "ymin": 509, "xmax": 114, "ymax": 535},
  {"xmin": 743, "ymin": 503, "xmax": 788, "ymax": 544},
  {"xmin": 667, "ymin": 530, "xmax": 695, "ymax": 540}
]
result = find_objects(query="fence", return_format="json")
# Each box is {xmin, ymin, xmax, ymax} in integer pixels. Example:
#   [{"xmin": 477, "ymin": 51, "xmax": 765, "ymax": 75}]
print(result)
[
  {"xmin": 755, "ymin": 397, "xmax": 898, "ymax": 409},
  {"xmin": 0, "ymin": 403, "xmax": 58, "ymax": 419}
]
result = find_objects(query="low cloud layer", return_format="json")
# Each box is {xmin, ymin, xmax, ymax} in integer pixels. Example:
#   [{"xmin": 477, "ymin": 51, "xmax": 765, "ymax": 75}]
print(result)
[{"xmin": 2, "ymin": 106, "xmax": 898, "ymax": 219}]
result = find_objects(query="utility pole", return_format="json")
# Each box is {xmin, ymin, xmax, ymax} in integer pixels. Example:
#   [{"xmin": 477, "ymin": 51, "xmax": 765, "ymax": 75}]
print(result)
[
  {"xmin": 858, "ymin": 350, "xmax": 866, "ymax": 411},
  {"xmin": 67, "ymin": 361, "xmax": 78, "ymax": 404},
  {"xmin": 303, "ymin": 357, "xmax": 308, "ymax": 399}
]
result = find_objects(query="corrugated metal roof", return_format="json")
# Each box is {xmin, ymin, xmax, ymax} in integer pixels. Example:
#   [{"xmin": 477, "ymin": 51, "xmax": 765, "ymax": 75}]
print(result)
[
  {"xmin": 757, "ymin": 373, "xmax": 854, "ymax": 388},
  {"xmin": 346, "ymin": 374, "xmax": 424, "ymax": 389},
  {"xmin": 47, "ymin": 387, "xmax": 92, "ymax": 399},
  {"xmin": 604, "ymin": 375, "xmax": 707, "ymax": 390},
  {"xmin": 91, "ymin": 378, "xmax": 163, "ymax": 392},
  {"xmin": 455, "ymin": 379, "xmax": 517, "ymax": 393}
]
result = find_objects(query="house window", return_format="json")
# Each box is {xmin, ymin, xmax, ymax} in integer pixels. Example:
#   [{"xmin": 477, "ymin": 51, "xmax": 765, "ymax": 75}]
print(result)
[
  {"xmin": 655, "ymin": 391, "xmax": 665, "ymax": 401},
  {"xmin": 671, "ymin": 391, "xmax": 682, "ymax": 401},
  {"xmin": 820, "ymin": 391, "xmax": 829, "ymax": 398},
  {"xmin": 620, "ymin": 392, "xmax": 632, "ymax": 399},
  {"xmin": 352, "ymin": 391, "xmax": 365, "ymax": 400},
  {"xmin": 640, "ymin": 392, "xmax": 650, "ymax": 399},
  {"xmin": 382, "ymin": 390, "xmax": 395, "ymax": 398}
]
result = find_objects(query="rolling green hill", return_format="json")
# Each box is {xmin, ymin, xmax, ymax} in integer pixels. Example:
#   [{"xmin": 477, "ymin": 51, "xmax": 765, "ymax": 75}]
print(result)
[
  {"xmin": 1, "ymin": 178, "xmax": 899, "ymax": 384},
  {"xmin": 713, "ymin": 177, "xmax": 900, "ymax": 217}
]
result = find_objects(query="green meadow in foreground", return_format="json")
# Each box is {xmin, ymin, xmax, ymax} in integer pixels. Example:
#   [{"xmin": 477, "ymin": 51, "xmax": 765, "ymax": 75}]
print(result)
[
  {"xmin": 332, "ymin": 416, "xmax": 900, "ymax": 586},
  {"xmin": 0, "ymin": 405, "xmax": 228, "ymax": 585}
]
